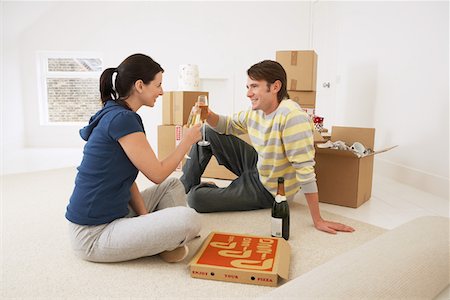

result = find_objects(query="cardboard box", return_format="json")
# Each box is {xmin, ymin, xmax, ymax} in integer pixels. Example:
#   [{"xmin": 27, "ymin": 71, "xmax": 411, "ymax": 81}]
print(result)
[
  {"xmin": 202, "ymin": 156, "xmax": 237, "ymax": 180},
  {"xmin": 162, "ymin": 91, "xmax": 208, "ymax": 125},
  {"xmin": 189, "ymin": 232, "xmax": 290, "ymax": 287},
  {"xmin": 314, "ymin": 126, "xmax": 395, "ymax": 208},
  {"xmin": 157, "ymin": 125, "xmax": 186, "ymax": 170},
  {"xmin": 201, "ymin": 134, "xmax": 251, "ymax": 180},
  {"xmin": 312, "ymin": 127, "xmax": 330, "ymax": 142},
  {"xmin": 158, "ymin": 126, "xmax": 251, "ymax": 178},
  {"xmin": 276, "ymin": 50, "xmax": 317, "ymax": 91},
  {"xmin": 301, "ymin": 107, "xmax": 316, "ymax": 117},
  {"xmin": 289, "ymin": 91, "xmax": 316, "ymax": 107},
  {"xmin": 198, "ymin": 132, "xmax": 325, "ymax": 180}
]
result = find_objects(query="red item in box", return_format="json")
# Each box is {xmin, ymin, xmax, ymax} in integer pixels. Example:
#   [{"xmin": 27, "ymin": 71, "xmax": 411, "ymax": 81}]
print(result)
[{"xmin": 313, "ymin": 116, "xmax": 324, "ymax": 124}]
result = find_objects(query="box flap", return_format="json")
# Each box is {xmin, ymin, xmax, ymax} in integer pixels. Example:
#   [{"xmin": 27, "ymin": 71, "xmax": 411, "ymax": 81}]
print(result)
[
  {"xmin": 313, "ymin": 129, "xmax": 325, "ymax": 143},
  {"xmin": 274, "ymin": 238, "xmax": 291, "ymax": 279},
  {"xmin": 365, "ymin": 145, "xmax": 398, "ymax": 157},
  {"xmin": 331, "ymin": 126, "xmax": 375, "ymax": 149},
  {"xmin": 188, "ymin": 232, "xmax": 214, "ymax": 266}
]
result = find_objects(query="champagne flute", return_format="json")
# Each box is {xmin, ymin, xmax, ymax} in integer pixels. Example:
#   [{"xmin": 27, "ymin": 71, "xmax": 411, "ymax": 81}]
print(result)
[
  {"xmin": 197, "ymin": 95, "xmax": 210, "ymax": 146},
  {"xmin": 184, "ymin": 107, "xmax": 197, "ymax": 160}
]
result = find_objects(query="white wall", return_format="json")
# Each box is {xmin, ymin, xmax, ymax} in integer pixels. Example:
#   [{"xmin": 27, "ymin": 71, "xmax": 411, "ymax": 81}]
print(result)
[
  {"xmin": 1, "ymin": 1, "xmax": 312, "ymax": 174},
  {"xmin": 312, "ymin": 1, "xmax": 449, "ymax": 198},
  {"xmin": 1, "ymin": 1, "xmax": 449, "ymax": 198}
]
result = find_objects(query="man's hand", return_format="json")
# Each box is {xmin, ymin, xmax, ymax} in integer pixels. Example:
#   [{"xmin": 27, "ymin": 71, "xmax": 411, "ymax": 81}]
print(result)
[
  {"xmin": 304, "ymin": 192, "xmax": 355, "ymax": 234},
  {"xmin": 314, "ymin": 219, "xmax": 355, "ymax": 234}
]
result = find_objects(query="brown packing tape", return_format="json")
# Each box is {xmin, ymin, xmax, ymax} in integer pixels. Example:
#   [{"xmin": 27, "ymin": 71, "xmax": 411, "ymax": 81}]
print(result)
[
  {"xmin": 173, "ymin": 93, "xmax": 182, "ymax": 125},
  {"xmin": 290, "ymin": 51, "xmax": 297, "ymax": 66},
  {"xmin": 162, "ymin": 93, "xmax": 174, "ymax": 125},
  {"xmin": 290, "ymin": 79, "xmax": 297, "ymax": 90}
]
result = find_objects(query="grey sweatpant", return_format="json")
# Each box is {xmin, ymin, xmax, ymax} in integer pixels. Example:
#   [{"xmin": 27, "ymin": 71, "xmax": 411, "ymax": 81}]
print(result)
[{"xmin": 67, "ymin": 178, "xmax": 201, "ymax": 263}]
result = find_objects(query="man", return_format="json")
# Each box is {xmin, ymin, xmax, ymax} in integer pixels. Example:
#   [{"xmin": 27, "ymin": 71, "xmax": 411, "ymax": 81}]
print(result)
[{"xmin": 180, "ymin": 60, "xmax": 354, "ymax": 234}]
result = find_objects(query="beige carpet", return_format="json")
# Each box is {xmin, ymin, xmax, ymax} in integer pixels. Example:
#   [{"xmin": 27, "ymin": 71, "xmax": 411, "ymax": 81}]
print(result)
[{"xmin": 2, "ymin": 168, "xmax": 386, "ymax": 299}]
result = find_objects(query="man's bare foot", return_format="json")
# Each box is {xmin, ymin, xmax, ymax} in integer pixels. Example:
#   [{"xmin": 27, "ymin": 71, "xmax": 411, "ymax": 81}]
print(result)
[{"xmin": 197, "ymin": 181, "xmax": 218, "ymax": 188}]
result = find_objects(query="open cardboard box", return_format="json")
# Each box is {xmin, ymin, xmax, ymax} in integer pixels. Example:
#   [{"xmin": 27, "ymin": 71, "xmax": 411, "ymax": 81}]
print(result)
[
  {"xmin": 314, "ymin": 126, "xmax": 397, "ymax": 208},
  {"xmin": 189, "ymin": 232, "xmax": 290, "ymax": 287}
]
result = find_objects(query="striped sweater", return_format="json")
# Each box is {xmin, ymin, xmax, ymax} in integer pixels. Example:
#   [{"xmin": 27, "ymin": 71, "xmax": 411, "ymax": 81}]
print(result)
[{"xmin": 215, "ymin": 99, "xmax": 317, "ymax": 199}]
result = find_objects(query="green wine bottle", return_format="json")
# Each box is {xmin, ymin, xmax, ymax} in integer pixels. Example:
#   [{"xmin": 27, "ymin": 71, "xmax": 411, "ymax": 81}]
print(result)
[{"xmin": 271, "ymin": 177, "xmax": 290, "ymax": 240}]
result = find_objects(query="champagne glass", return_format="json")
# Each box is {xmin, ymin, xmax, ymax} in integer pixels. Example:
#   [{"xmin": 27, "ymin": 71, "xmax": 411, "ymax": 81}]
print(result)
[{"xmin": 197, "ymin": 95, "xmax": 210, "ymax": 146}]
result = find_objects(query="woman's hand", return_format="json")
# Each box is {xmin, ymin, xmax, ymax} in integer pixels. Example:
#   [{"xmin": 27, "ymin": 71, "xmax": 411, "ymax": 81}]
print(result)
[
  {"xmin": 183, "ymin": 123, "xmax": 202, "ymax": 145},
  {"xmin": 187, "ymin": 104, "xmax": 216, "ymax": 127}
]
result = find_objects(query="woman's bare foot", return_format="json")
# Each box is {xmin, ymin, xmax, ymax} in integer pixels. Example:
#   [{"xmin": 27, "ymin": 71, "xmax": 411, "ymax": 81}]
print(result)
[{"xmin": 159, "ymin": 245, "xmax": 189, "ymax": 263}]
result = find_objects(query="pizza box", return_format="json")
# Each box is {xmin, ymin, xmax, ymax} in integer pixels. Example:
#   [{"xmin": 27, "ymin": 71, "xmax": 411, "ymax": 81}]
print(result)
[{"xmin": 189, "ymin": 232, "xmax": 290, "ymax": 287}]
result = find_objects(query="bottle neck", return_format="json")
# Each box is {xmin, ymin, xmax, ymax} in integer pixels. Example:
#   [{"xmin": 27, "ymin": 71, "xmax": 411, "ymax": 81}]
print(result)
[
  {"xmin": 275, "ymin": 194, "xmax": 287, "ymax": 203},
  {"xmin": 277, "ymin": 184, "xmax": 285, "ymax": 196}
]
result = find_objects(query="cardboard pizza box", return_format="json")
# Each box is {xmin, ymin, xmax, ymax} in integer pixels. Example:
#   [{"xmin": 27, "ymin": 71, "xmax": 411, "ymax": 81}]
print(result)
[{"xmin": 189, "ymin": 232, "xmax": 290, "ymax": 287}]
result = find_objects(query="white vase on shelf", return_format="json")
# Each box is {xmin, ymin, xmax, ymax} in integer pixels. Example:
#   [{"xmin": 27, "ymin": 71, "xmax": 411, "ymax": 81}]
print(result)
[{"xmin": 178, "ymin": 64, "xmax": 200, "ymax": 91}]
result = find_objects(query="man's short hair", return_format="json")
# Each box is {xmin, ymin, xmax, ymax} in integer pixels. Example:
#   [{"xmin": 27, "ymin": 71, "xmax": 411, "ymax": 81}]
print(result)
[{"xmin": 247, "ymin": 60, "xmax": 289, "ymax": 102}]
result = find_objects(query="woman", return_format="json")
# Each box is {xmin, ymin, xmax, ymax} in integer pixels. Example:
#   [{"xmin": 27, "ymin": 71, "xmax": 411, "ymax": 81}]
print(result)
[{"xmin": 65, "ymin": 53, "xmax": 202, "ymax": 263}]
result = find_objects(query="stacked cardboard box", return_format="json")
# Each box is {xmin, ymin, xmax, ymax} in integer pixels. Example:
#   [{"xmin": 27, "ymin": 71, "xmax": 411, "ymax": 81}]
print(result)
[
  {"xmin": 157, "ymin": 91, "xmax": 208, "ymax": 171},
  {"xmin": 162, "ymin": 91, "xmax": 208, "ymax": 126},
  {"xmin": 276, "ymin": 50, "xmax": 317, "ymax": 109},
  {"xmin": 157, "ymin": 124, "xmax": 186, "ymax": 171},
  {"xmin": 158, "ymin": 91, "xmax": 249, "ymax": 180},
  {"xmin": 202, "ymin": 134, "xmax": 251, "ymax": 180},
  {"xmin": 277, "ymin": 50, "xmax": 329, "ymax": 141},
  {"xmin": 157, "ymin": 124, "xmax": 250, "ymax": 180}
]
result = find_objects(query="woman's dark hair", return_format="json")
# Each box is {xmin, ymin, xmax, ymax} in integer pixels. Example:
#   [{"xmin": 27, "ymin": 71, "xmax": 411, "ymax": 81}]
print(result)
[
  {"xmin": 247, "ymin": 60, "xmax": 289, "ymax": 102},
  {"xmin": 99, "ymin": 53, "xmax": 164, "ymax": 109}
]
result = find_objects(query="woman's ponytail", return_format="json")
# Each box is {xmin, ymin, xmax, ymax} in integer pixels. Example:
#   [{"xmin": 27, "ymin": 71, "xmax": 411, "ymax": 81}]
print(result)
[
  {"xmin": 99, "ymin": 68, "xmax": 117, "ymax": 105},
  {"xmin": 99, "ymin": 54, "xmax": 164, "ymax": 109}
]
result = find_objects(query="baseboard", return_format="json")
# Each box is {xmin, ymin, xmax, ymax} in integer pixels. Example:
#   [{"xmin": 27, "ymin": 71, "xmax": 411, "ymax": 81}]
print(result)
[
  {"xmin": 374, "ymin": 157, "xmax": 449, "ymax": 200},
  {"xmin": 3, "ymin": 149, "xmax": 449, "ymax": 201}
]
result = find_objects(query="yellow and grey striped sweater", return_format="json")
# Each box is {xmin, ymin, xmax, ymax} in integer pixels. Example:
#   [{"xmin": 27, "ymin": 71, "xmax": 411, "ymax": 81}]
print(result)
[{"xmin": 215, "ymin": 99, "xmax": 317, "ymax": 199}]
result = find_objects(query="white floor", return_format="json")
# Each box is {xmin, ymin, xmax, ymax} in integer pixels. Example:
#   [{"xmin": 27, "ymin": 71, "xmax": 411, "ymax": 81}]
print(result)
[
  {"xmin": 310, "ymin": 174, "xmax": 448, "ymax": 230},
  {"xmin": 2, "ymin": 168, "xmax": 449, "ymax": 298},
  {"xmin": 197, "ymin": 170, "xmax": 450, "ymax": 299},
  {"xmin": 179, "ymin": 171, "xmax": 449, "ymax": 230},
  {"xmin": 2, "ymin": 166, "xmax": 449, "ymax": 231}
]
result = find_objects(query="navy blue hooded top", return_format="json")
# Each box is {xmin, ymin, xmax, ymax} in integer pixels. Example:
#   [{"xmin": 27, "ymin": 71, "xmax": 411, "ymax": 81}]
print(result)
[{"xmin": 65, "ymin": 101, "xmax": 144, "ymax": 225}]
